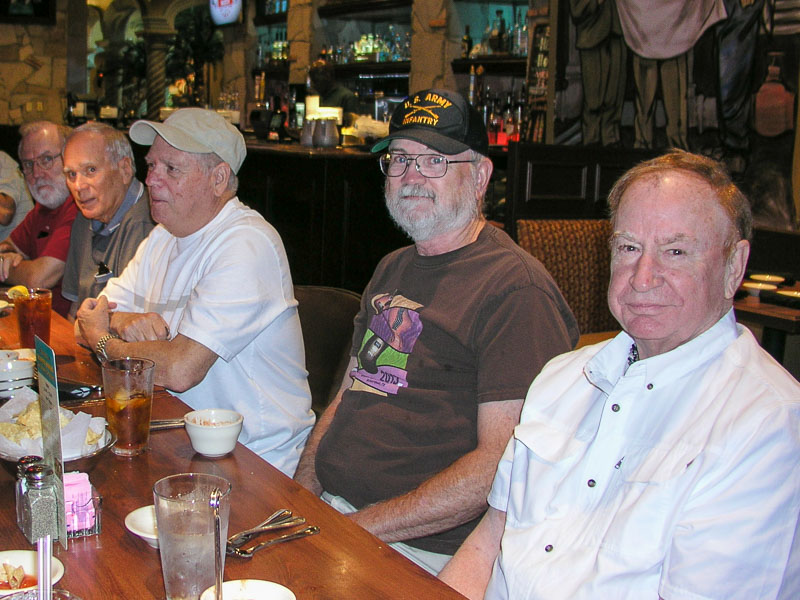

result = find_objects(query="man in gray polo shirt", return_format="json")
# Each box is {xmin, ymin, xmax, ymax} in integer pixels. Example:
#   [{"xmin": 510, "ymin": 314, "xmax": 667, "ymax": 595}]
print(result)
[{"xmin": 61, "ymin": 122, "xmax": 154, "ymax": 317}]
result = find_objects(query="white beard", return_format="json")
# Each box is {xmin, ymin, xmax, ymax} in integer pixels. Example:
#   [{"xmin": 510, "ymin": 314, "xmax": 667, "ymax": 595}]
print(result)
[
  {"xmin": 30, "ymin": 177, "xmax": 70, "ymax": 209},
  {"xmin": 385, "ymin": 182, "xmax": 478, "ymax": 243}
]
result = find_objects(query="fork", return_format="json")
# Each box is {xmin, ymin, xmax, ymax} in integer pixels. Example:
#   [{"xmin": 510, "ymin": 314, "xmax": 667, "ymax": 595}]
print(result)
[{"xmin": 228, "ymin": 526, "xmax": 320, "ymax": 558}]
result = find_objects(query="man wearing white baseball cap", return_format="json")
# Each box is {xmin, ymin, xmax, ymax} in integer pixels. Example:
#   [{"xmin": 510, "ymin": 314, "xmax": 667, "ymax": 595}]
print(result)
[{"xmin": 75, "ymin": 108, "xmax": 314, "ymax": 475}]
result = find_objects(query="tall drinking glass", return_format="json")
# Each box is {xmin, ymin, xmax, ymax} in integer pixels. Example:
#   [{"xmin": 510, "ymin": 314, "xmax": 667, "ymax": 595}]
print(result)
[
  {"xmin": 153, "ymin": 473, "xmax": 232, "ymax": 600},
  {"xmin": 14, "ymin": 288, "xmax": 51, "ymax": 348},
  {"xmin": 101, "ymin": 358, "xmax": 155, "ymax": 456}
]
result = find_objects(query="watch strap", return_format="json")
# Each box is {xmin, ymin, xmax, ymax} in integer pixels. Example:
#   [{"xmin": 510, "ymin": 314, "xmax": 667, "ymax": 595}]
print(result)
[{"xmin": 95, "ymin": 333, "xmax": 120, "ymax": 362}]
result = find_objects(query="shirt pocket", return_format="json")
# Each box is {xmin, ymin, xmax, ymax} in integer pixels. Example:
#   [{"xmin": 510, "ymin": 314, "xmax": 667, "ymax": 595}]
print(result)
[
  {"xmin": 507, "ymin": 419, "xmax": 591, "ymax": 524},
  {"xmin": 601, "ymin": 442, "xmax": 703, "ymax": 565}
]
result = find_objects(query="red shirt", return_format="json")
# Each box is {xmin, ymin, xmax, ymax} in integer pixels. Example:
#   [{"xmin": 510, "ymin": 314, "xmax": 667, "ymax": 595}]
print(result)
[{"xmin": 10, "ymin": 198, "xmax": 78, "ymax": 316}]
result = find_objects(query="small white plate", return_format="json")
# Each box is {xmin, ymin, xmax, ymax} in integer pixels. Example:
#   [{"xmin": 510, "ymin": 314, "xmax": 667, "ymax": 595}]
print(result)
[
  {"xmin": 0, "ymin": 300, "xmax": 9, "ymax": 311},
  {"xmin": 0, "ymin": 550, "xmax": 64, "ymax": 596},
  {"xmin": 200, "ymin": 580, "xmax": 296, "ymax": 600},
  {"xmin": 124, "ymin": 505, "xmax": 158, "ymax": 549}
]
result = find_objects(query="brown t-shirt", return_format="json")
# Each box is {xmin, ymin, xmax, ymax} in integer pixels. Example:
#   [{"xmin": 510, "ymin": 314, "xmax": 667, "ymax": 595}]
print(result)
[{"xmin": 316, "ymin": 225, "xmax": 579, "ymax": 554}]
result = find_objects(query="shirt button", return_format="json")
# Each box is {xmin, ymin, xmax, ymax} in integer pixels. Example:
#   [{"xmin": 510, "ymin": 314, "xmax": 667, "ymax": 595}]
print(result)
[
  {"xmin": 545, "ymin": 544, "xmax": 553, "ymax": 552},
  {"xmin": 611, "ymin": 404, "xmax": 620, "ymax": 412},
  {"xmin": 587, "ymin": 479, "xmax": 596, "ymax": 487},
  {"xmin": 647, "ymin": 383, "xmax": 654, "ymax": 390}
]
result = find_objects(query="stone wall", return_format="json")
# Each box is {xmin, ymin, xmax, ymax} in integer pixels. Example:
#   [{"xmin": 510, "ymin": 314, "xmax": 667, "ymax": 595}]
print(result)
[{"xmin": 0, "ymin": 0, "xmax": 69, "ymax": 125}]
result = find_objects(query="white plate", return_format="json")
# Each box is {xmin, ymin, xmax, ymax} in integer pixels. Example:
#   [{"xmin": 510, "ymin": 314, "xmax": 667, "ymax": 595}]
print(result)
[
  {"xmin": 124, "ymin": 505, "xmax": 158, "ymax": 549},
  {"xmin": 0, "ymin": 550, "xmax": 64, "ymax": 596},
  {"xmin": 200, "ymin": 580, "xmax": 296, "ymax": 600},
  {"xmin": 777, "ymin": 290, "xmax": 800, "ymax": 299},
  {"xmin": 0, "ymin": 301, "xmax": 9, "ymax": 311}
]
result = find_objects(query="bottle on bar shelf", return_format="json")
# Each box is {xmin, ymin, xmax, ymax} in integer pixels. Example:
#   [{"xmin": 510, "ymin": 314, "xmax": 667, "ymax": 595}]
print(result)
[{"xmin": 461, "ymin": 26, "xmax": 472, "ymax": 59}]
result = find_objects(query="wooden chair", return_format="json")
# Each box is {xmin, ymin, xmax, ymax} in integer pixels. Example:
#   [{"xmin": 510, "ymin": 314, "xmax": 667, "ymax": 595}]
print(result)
[
  {"xmin": 294, "ymin": 285, "xmax": 361, "ymax": 415},
  {"xmin": 516, "ymin": 219, "xmax": 619, "ymax": 334}
]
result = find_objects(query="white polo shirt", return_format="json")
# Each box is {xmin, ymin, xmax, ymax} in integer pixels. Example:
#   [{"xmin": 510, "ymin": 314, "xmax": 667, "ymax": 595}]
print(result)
[{"xmin": 487, "ymin": 310, "xmax": 800, "ymax": 600}]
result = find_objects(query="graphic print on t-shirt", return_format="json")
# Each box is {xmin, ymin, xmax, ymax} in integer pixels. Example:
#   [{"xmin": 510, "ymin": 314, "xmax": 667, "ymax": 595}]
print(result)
[{"xmin": 351, "ymin": 292, "xmax": 423, "ymax": 396}]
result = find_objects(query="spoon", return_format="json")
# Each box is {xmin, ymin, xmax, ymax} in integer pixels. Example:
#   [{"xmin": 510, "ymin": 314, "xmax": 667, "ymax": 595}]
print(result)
[
  {"xmin": 228, "ymin": 526, "xmax": 320, "ymax": 558},
  {"xmin": 210, "ymin": 488, "xmax": 223, "ymax": 600}
]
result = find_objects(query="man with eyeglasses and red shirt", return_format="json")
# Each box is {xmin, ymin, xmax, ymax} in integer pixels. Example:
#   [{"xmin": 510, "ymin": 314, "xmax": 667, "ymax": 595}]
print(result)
[
  {"xmin": 0, "ymin": 121, "xmax": 77, "ymax": 316},
  {"xmin": 294, "ymin": 88, "xmax": 579, "ymax": 574}
]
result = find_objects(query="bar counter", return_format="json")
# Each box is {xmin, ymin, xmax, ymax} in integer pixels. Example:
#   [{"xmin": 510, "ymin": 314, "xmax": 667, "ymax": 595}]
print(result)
[{"xmin": 0, "ymin": 309, "xmax": 467, "ymax": 599}]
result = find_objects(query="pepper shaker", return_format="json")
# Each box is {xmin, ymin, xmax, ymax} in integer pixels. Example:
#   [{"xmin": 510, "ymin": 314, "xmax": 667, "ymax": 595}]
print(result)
[
  {"xmin": 15, "ymin": 455, "xmax": 43, "ymax": 531},
  {"xmin": 21, "ymin": 463, "xmax": 59, "ymax": 543}
]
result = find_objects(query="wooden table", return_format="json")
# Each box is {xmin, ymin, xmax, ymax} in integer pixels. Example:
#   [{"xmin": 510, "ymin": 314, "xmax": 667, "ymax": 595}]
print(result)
[
  {"xmin": 734, "ymin": 286, "xmax": 800, "ymax": 364},
  {"xmin": 0, "ymin": 309, "xmax": 467, "ymax": 599}
]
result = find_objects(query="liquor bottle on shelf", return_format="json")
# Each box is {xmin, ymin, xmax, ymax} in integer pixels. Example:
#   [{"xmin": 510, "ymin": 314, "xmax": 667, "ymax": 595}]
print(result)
[
  {"xmin": 503, "ymin": 91, "xmax": 516, "ymax": 144},
  {"xmin": 489, "ymin": 11, "xmax": 507, "ymax": 54},
  {"xmin": 513, "ymin": 10, "xmax": 528, "ymax": 56},
  {"xmin": 461, "ymin": 26, "xmax": 472, "ymax": 59},
  {"xmin": 468, "ymin": 65, "xmax": 476, "ymax": 105},
  {"xmin": 481, "ymin": 22, "xmax": 492, "ymax": 55}
]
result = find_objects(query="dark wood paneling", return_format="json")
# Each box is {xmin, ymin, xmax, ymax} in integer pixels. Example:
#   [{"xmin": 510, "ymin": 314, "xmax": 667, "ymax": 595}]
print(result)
[{"xmin": 505, "ymin": 143, "xmax": 658, "ymax": 235}]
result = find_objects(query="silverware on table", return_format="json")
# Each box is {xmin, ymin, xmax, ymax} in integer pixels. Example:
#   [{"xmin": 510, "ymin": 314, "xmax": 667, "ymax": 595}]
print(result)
[
  {"xmin": 227, "ymin": 526, "xmax": 320, "ymax": 558},
  {"xmin": 227, "ymin": 509, "xmax": 304, "ymax": 549},
  {"xmin": 150, "ymin": 418, "xmax": 186, "ymax": 431}
]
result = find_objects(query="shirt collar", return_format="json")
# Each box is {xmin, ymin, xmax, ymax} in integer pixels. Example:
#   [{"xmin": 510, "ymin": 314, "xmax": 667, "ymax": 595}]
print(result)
[
  {"xmin": 91, "ymin": 179, "xmax": 144, "ymax": 236},
  {"xmin": 585, "ymin": 309, "xmax": 739, "ymax": 392}
]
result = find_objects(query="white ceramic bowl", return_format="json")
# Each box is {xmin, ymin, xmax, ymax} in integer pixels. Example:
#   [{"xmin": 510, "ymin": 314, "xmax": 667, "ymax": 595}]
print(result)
[
  {"xmin": 200, "ymin": 580, "xmax": 296, "ymax": 600},
  {"xmin": 0, "ymin": 358, "xmax": 34, "ymax": 399},
  {"xmin": 0, "ymin": 550, "xmax": 64, "ymax": 596},
  {"xmin": 124, "ymin": 505, "xmax": 158, "ymax": 548},
  {"xmin": 184, "ymin": 409, "xmax": 243, "ymax": 458}
]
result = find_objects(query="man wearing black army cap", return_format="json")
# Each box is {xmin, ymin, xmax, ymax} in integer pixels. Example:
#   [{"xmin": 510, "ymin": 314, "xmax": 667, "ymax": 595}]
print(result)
[{"xmin": 295, "ymin": 88, "xmax": 579, "ymax": 573}]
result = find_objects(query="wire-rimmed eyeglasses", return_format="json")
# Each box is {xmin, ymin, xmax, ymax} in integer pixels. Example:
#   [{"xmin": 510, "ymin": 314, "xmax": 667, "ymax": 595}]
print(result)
[
  {"xmin": 378, "ymin": 152, "xmax": 476, "ymax": 178},
  {"xmin": 20, "ymin": 153, "xmax": 61, "ymax": 175}
]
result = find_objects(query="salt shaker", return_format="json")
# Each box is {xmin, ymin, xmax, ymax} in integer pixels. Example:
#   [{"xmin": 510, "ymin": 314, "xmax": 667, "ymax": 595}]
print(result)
[
  {"xmin": 15, "ymin": 455, "xmax": 43, "ymax": 530},
  {"xmin": 22, "ymin": 463, "xmax": 59, "ymax": 543}
]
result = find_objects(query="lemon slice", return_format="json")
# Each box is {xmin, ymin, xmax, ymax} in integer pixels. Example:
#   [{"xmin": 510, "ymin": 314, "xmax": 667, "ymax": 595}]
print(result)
[{"xmin": 6, "ymin": 285, "xmax": 29, "ymax": 300}]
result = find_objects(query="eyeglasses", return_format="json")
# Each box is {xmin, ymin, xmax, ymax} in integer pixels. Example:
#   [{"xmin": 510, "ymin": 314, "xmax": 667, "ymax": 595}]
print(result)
[
  {"xmin": 378, "ymin": 153, "xmax": 476, "ymax": 178},
  {"xmin": 21, "ymin": 153, "xmax": 61, "ymax": 175}
]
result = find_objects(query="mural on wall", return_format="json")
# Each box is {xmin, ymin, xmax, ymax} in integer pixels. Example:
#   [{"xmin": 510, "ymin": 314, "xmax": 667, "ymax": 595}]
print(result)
[{"xmin": 565, "ymin": 0, "xmax": 799, "ymax": 231}]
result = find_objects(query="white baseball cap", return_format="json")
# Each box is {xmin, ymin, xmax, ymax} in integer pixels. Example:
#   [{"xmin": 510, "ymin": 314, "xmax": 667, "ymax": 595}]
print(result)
[{"xmin": 129, "ymin": 108, "xmax": 246, "ymax": 174}]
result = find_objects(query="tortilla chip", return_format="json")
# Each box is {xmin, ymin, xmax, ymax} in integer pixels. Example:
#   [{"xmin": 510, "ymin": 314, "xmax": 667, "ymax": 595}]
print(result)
[
  {"xmin": 0, "ymin": 422, "xmax": 30, "ymax": 444},
  {"xmin": 85, "ymin": 427, "xmax": 103, "ymax": 446},
  {"xmin": 1, "ymin": 563, "xmax": 25, "ymax": 588},
  {"xmin": 1, "ymin": 400, "xmax": 73, "ymax": 445}
]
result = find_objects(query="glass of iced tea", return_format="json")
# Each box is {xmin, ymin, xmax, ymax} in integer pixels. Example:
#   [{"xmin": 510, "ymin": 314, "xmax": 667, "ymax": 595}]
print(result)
[
  {"xmin": 14, "ymin": 288, "xmax": 51, "ymax": 348},
  {"xmin": 101, "ymin": 357, "xmax": 155, "ymax": 456}
]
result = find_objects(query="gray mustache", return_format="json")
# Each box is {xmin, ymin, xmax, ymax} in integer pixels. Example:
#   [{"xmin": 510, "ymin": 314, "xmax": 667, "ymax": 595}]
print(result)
[{"xmin": 399, "ymin": 184, "xmax": 435, "ymax": 200}]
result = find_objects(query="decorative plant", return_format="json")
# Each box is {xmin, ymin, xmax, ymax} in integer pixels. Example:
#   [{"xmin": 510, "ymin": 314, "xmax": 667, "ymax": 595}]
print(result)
[
  {"xmin": 119, "ymin": 40, "xmax": 147, "ymax": 118},
  {"xmin": 166, "ymin": 6, "xmax": 225, "ymax": 106}
]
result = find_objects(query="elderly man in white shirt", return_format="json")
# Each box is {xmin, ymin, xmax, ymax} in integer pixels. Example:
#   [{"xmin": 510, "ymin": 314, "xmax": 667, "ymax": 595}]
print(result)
[
  {"xmin": 440, "ymin": 150, "xmax": 800, "ymax": 600},
  {"xmin": 75, "ymin": 108, "xmax": 314, "ymax": 475}
]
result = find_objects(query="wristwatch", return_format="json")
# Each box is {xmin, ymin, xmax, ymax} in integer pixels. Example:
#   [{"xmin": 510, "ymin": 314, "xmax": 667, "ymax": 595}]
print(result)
[{"xmin": 95, "ymin": 333, "xmax": 120, "ymax": 362}]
